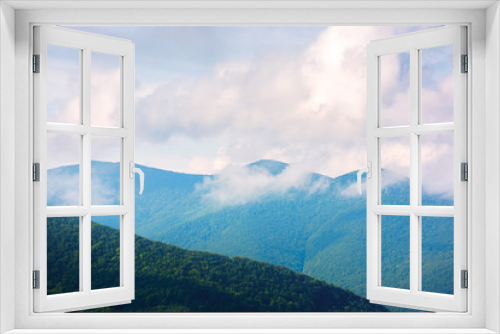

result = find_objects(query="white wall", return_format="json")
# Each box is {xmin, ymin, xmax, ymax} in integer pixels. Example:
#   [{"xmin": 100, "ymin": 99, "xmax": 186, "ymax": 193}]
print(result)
[
  {"xmin": 0, "ymin": 2, "xmax": 16, "ymax": 333},
  {"xmin": 486, "ymin": 2, "xmax": 500, "ymax": 333}
]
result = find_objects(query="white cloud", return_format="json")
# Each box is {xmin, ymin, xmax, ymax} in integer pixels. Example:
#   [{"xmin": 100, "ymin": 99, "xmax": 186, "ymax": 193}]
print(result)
[
  {"xmin": 340, "ymin": 169, "xmax": 408, "ymax": 198},
  {"xmin": 197, "ymin": 163, "xmax": 326, "ymax": 207},
  {"xmin": 421, "ymin": 133, "xmax": 454, "ymax": 196},
  {"xmin": 340, "ymin": 181, "xmax": 365, "ymax": 198},
  {"xmin": 91, "ymin": 67, "xmax": 121, "ymax": 127},
  {"xmin": 47, "ymin": 171, "xmax": 80, "ymax": 206},
  {"xmin": 49, "ymin": 26, "xmax": 455, "ymax": 196},
  {"xmin": 136, "ymin": 26, "xmax": 409, "ymax": 179}
]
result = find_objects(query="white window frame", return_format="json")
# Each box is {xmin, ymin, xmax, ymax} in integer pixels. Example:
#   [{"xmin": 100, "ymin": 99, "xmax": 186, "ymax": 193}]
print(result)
[
  {"xmin": 33, "ymin": 25, "xmax": 136, "ymax": 313},
  {"xmin": 366, "ymin": 26, "xmax": 468, "ymax": 312},
  {"xmin": 1, "ymin": 1, "xmax": 499, "ymax": 333}
]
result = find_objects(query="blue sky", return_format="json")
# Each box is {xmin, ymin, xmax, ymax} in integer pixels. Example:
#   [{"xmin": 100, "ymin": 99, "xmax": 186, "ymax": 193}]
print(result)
[{"xmin": 47, "ymin": 25, "xmax": 455, "ymax": 197}]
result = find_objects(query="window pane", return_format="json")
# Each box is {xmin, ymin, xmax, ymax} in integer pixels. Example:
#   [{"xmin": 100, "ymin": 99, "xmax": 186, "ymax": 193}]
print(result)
[
  {"xmin": 92, "ymin": 216, "xmax": 121, "ymax": 290},
  {"xmin": 380, "ymin": 52, "xmax": 410, "ymax": 127},
  {"xmin": 46, "ymin": 44, "xmax": 80, "ymax": 124},
  {"xmin": 47, "ymin": 217, "xmax": 80, "ymax": 295},
  {"xmin": 421, "ymin": 45, "xmax": 454, "ymax": 124},
  {"xmin": 421, "ymin": 133, "xmax": 454, "ymax": 206},
  {"xmin": 421, "ymin": 217, "xmax": 454, "ymax": 295},
  {"xmin": 91, "ymin": 52, "xmax": 121, "ymax": 127},
  {"xmin": 381, "ymin": 136, "xmax": 410, "ymax": 205},
  {"xmin": 381, "ymin": 215, "xmax": 410, "ymax": 290},
  {"xmin": 91, "ymin": 136, "xmax": 121, "ymax": 205},
  {"xmin": 47, "ymin": 133, "xmax": 80, "ymax": 206}
]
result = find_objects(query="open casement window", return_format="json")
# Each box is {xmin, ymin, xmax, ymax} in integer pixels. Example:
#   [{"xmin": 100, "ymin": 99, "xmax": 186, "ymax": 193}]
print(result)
[
  {"xmin": 33, "ymin": 26, "xmax": 141, "ymax": 312},
  {"xmin": 364, "ymin": 26, "xmax": 467, "ymax": 312}
]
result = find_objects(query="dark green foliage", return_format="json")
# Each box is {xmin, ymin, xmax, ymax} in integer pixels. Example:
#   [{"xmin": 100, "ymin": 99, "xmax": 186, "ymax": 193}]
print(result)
[
  {"xmin": 91, "ymin": 223, "xmax": 120, "ymax": 290},
  {"xmin": 47, "ymin": 217, "xmax": 121, "ymax": 293},
  {"xmin": 47, "ymin": 218, "xmax": 388, "ymax": 312},
  {"xmin": 47, "ymin": 217, "xmax": 80, "ymax": 295}
]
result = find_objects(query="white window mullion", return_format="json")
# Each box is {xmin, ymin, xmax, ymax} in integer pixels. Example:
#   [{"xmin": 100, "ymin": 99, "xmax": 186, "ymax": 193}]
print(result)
[
  {"xmin": 122, "ymin": 48, "xmax": 135, "ymax": 294},
  {"xmin": 409, "ymin": 47, "xmax": 420, "ymax": 295},
  {"xmin": 366, "ymin": 47, "xmax": 380, "ymax": 298},
  {"xmin": 82, "ymin": 47, "xmax": 92, "ymax": 295},
  {"xmin": 79, "ymin": 46, "xmax": 84, "ymax": 294}
]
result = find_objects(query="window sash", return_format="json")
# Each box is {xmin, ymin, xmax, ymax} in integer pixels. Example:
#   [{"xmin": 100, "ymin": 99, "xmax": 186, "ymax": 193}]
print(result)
[
  {"xmin": 33, "ymin": 25, "xmax": 136, "ymax": 313},
  {"xmin": 366, "ymin": 26, "xmax": 468, "ymax": 312}
]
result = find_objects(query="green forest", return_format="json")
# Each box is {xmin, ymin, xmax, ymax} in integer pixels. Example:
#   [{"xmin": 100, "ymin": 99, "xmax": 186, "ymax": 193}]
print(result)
[{"xmin": 47, "ymin": 217, "xmax": 388, "ymax": 312}]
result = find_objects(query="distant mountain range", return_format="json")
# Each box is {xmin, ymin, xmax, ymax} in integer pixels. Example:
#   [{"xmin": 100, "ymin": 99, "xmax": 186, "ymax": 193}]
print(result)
[{"xmin": 48, "ymin": 160, "xmax": 454, "ymax": 300}]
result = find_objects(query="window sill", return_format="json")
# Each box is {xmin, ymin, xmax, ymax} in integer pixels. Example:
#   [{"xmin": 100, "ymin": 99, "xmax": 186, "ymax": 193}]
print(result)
[{"xmin": 4, "ymin": 329, "xmax": 497, "ymax": 334}]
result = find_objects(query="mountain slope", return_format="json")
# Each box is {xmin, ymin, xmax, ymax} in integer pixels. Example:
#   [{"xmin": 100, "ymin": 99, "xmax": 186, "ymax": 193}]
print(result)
[
  {"xmin": 48, "ymin": 161, "xmax": 454, "ymax": 298},
  {"xmin": 47, "ymin": 217, "xmax": 388, "ymax": 312}
]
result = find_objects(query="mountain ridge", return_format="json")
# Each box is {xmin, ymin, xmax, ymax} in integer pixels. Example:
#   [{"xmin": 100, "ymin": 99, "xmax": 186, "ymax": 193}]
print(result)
[{"xmin": 47, "ymin": 160, "xmax": 454, "ymax": 299}]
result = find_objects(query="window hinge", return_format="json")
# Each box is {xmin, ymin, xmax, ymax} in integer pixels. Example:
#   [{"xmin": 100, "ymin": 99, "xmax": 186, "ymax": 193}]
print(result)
[
  {"xmin": 33, "ymin": 270, "xmax": 40, "ymax": 289},
  {"xmin": 461, "ymin": 270, "xmax": 468, "ymax": 289},
  {"xmin": 33, "ymin": 163, "xmax": 40, "ymax": 182},
  {"xmin": 461, "ymin": 54, "xmax": 468, "ymax": 73},
  {"xmin": 461, "ymin": 162, "xmax": 468, "ymax": 182},
  {"xmin": 33, "ymin": 54, "xmax": 40, "ymax": 73}
]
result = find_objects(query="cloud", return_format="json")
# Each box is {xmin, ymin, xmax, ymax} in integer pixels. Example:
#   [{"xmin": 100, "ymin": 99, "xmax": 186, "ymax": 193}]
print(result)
[
  {"xmin": 91, "ymin": 175, "xmax": 120, "ymax": 205},
  {"xmin": 340, "ymin": 169, "xmax": 408, "ymax": 198},
  {"xmin": 196, "ymin": 163, "xmax": 326, "ymax": 207},
  {"xmin": 47, "ymin": 166, "xmax": 120, "ymax": 206},
  {"xmin": 91, "ymin": 65, "xmax": 121, "ymax": 127},
  {"xmin": 49, "ymin": 26, "xmax": 455, "ymax": 196},
  {"xmin": 135, "ymin": 26, "xmax": 412, "ymax": 178},
  {"xmin": 46, "ymin": 49, "xmax": 123, "ymax": 128},
  {"xmin": 47, "ymin": 170, "xmax": 80, "ymax": 206},
  {"xmin": 340, "ymin": 181, "xmax": 366, "ymax": 198},
  {"xmin": 421, "ymin": 133, "xmax": 454, "ymax": 197},
  {"xmin": 46, "ymin": 133, "xmax": 80, "ymax": 169},
  {"xmin": 46, "ymin": 47, "xmax": 81, "ymax": 124}
]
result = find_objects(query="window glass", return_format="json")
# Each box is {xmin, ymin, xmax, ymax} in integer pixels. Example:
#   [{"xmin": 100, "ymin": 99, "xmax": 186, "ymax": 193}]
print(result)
[
  {"xmin": 91, "ymin": 52, "xmax": 121, "ymax": 128},
  {"xmin": 381, "ymin": 215, "xmax": 410, "ymax": 290},
  {"xmin": 47, "ymin": 133, "xmax": 81, "ymax": 206},
  {"xmin": 91, "ymin": 136, "xmax": 121, "ymax": 206},
  {"xmin": 380, "ymin": 52, "xmax": 410, "ymax": 127},
  {"xmin": 47, "ymin": 217, "xmax": 80, "ymax": 295},
  {"xmin": 381, "ymin": 136, "xmax": 410, "ymax": 205},
  {"xmin": 421, "ymin": 45, "xmax": 454, "ymax": 124},
  {"xmin": 421, "ymin": 133, "xmax": 454, "ymax": 206},
  {"xmin": 46, "ymin": 44, "xmax": 81, "ymax": 124},
  {"xmin": 421, "ymin": 217, "xmax": 454, "ymax": 295},
  {"xmin": 92, "ymin": 216, "xmax": 121, "ymax": 290}
]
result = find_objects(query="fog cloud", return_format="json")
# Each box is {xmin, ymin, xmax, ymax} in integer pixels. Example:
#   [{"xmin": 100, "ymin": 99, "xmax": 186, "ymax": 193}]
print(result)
[{"xmin": 197, "ymin": 163, "xmax": 328, "ymax": 207}]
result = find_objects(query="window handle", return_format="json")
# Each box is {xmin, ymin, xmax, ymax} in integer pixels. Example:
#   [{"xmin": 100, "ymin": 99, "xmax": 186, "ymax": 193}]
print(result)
[
  {"xmin": 357, "ymin": 162, "xmax": 372, "ymax": 195},
  {"xmin": 129, "ymin": 162, "xmax": 145, "ymax": 195}
]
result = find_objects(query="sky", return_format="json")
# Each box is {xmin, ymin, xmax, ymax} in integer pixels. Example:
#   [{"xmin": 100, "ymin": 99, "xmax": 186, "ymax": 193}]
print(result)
[{"xmin": 46, "ymin": 25, "xmax": 455, "ymax": 200}]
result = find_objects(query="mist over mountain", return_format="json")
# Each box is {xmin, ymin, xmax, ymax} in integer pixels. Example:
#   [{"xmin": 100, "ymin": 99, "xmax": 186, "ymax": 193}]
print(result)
[{"xmin": 48, "ymin": 160, "xmax": 454, "ymax": 298}]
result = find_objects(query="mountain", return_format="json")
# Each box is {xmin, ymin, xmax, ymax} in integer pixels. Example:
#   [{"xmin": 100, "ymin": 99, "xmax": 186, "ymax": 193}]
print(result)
[
  {"xmin": 47, "ymin": 217, "xmax": 388, "ymax": 312},
  {"xmin": 47, "ymin": 160, "xmax": 454, "ymax": 300}
]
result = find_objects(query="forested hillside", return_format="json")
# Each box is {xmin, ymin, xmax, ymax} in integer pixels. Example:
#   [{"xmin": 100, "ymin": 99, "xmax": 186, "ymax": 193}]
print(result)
[
  {"xmin": 48, "ymin": 160, "xmax": 454, "ymax": 299},
  {"xmin": 47, "ymin": 217, "xmax": 388, "ymax": 312}
]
